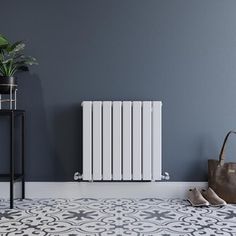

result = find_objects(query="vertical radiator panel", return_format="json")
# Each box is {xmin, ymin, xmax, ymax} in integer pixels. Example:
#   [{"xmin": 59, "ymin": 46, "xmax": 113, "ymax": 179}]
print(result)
[
  {"xmin": 93, "ymin": 101, "xmax": 102, "ymax": 180},
  {"xmin": 82, "ymin": 101, "xmax": 162, "ymax": 182},
  {"xmin": 142, "ymin": 102, "xmax": 152, "ymax": 180},
  {"xmin": 82, "ymin": 102, "xmax": 92, "ymax": 180},
  {"xmin": 132, "ymin": 101, "xmax": 142, "ymax": 180},
  {"xmin": 123, "ymin": 101, "xmax": 132, "ymax": 180},
  {"xmin": 113, "ymin": 101, "xmax": 122, "ymax": 180},
  {"xmin": 103, "ymin": 102, "xmax": 112, "ymax": 180},
  {"xmin": 153, "ymin": 101, "xmax": 162, "ymax": 180}
]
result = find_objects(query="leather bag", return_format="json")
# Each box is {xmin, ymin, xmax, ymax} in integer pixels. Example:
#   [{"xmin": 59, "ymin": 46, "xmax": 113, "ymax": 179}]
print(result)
[{"xmin": 208, "ymin": 131, "xmax": 236, "ymax": 203}]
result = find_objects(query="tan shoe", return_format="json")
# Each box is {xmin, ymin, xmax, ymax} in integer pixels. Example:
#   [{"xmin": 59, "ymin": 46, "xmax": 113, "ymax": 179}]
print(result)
[
  {"xmin": 187, "ymin": 188, "xmax": 209, "ymax": 207},
  {"xmin": 201, "ymin": 187, "xmax": 227, "ymax": 207}
]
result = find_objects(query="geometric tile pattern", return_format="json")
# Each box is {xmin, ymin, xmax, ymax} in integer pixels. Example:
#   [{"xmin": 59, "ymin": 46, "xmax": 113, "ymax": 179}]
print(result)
[{"xmin": 0, "ymin": 198, "xmax": 236, "ymax": 235}]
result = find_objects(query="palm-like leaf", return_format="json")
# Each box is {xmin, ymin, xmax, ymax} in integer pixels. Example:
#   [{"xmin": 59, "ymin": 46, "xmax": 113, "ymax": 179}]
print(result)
[
  {"xmin": 0, "ymin": 35, "xmax": 9, "ymax": 48},
  {"xmin": 7, "ymin": 41, "xmax": 25, "ymax": 54},
  {"xmin": 0, "ymin": 34, "xmax": 37, "ymax": 76},
  {"xmin": 0, "ymin": 61, "xmax": 8, "ymax": 75}
]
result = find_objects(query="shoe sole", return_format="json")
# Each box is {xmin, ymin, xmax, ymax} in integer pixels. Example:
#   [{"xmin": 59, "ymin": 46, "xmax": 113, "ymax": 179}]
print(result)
[
  {"xmin": 209, "ymin": 203, "xmax": 227, "ymax": 207},
  {"xmin": 187, "ymin": 199, "xmax": 209, "ymax": 207}
]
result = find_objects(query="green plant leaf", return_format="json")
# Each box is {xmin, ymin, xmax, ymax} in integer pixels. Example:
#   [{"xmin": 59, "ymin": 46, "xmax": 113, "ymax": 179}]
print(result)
[
  {"xmin": 0, "ymin": 65, "xmax": 5, "ymax": 75},
  {"xmin": 14, "ymin": 56, "xmax": 38, "ymax": 66},
  {"xmin": 0, "ymin": 61, "xmax": 9, "ymax": 76},
  {"xmin": 13, "ymin": 53, "xmax": 24, "ymax": 60},
  {"xmin": 7, "ymin": 59, "xmax": 13, "ymax": 75},
  {"xmin": 0, "ymin": 50, "xmax": 3, "ymax": 61},
  {"xmin": 0, "ymin": 34, "xmax": 9, "ymax": 47},
  {"xmin": 7, "ymin": 41, "xmax": 25, "ymax": 54},
  {"xmin": 8, "ymin": 65, "xmax": 18, "ymax": 76}
]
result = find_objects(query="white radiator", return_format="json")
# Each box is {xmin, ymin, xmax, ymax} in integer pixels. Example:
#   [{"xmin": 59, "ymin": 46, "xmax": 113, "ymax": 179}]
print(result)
[{"xmin": 82, "ymin": 101, "xmax": 162, "ymax": 181}]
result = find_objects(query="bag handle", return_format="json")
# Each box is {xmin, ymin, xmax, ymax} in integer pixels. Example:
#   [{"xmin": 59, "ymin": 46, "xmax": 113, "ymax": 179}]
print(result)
[{"xmin": 219, "ymin": 131, "xmax": 236, "ymax": 165}]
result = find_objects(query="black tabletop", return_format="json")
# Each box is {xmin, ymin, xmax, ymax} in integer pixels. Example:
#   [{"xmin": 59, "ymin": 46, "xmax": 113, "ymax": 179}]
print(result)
[{"xmin": 0, "ymin": 109, "xmax": 25, "ymax": 115}]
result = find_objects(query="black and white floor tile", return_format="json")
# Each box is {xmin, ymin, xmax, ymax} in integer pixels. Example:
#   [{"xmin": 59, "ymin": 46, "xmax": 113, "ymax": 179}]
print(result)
[{"xmin": 0, "ymin": 198, "xmax": 236, "ymax": 235}]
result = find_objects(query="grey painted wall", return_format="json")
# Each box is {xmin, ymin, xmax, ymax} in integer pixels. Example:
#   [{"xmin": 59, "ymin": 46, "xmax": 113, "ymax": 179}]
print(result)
[{"xmin": 1, "ymin": 0, "xmax": 236, "ymax": 181}]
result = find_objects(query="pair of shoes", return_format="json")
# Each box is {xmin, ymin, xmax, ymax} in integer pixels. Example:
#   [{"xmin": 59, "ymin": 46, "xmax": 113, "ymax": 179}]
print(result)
[{"xmin": 187, "ymin": 187, "xmax": 226, "ymax": 207}]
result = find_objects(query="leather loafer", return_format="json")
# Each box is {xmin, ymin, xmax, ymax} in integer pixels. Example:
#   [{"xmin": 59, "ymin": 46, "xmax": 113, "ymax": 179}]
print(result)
[{"xmin": 187, "ymin": 188, "xmax": 209, "ymax": 207}]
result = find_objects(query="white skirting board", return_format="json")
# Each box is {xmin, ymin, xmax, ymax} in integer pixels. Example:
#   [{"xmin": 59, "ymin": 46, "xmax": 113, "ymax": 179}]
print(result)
[{"xmin": 0, "ymin": 182, "xmax": 207, "ymax": 199}]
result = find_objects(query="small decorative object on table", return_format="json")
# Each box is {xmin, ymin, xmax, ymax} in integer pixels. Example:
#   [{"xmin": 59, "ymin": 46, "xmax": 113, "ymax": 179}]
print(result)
[{"xmin": 0, "ymin": 34, "xmax": 37, "ymax": 109}]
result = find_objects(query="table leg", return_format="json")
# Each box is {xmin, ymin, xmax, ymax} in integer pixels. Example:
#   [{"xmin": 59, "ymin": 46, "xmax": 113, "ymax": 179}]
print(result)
[
  {"xmin": 22, "ymin": 114, "xmax": 25, "ymax": 199},
  {"xmin": 10, "ymin": 113, "xmax": 14, "ymax": 209}
]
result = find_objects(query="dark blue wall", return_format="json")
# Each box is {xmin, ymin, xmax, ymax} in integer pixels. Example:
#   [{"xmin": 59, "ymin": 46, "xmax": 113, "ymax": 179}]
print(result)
[{"xmin": 1, "ymin": 0, "xmax": 236, "ymax": 181}]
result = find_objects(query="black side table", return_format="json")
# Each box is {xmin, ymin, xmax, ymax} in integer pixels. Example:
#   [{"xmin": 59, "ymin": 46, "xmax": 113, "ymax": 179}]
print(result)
[{"xmin": 0, "ymin": 110, "xmax": 25, "ymax": 209}]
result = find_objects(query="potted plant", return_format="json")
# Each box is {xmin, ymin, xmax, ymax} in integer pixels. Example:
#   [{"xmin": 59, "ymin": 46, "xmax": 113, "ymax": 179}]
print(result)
[{"xmin": 0, "ymin": 34, "xmax": 37, "ymax": 94}]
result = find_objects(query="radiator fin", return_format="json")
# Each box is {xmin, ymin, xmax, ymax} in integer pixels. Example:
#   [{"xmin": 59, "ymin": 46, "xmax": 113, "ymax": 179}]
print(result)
[
  {"xmin": 102, "ymin": 102, "xmax": 112, "ymax": 180},
  {"xmin": 143, "ymin": 102, "xmax": 152, "ymax": 180},
  {"xmin": 122, "ymin": 102, "xmax": 132, "ymax": 180},
  {"xmin": 92, "ymin": 102, "xmax": 102, "ymax": 180},
  {"xmin": 82, "ymin": 102, "xmax": 92, "ymax": 181},
  {"xmin": 113, "ymin": 102, "xmax": 122, "ymax": 180},
  {"xmin": 132, "ymin": 102, "xmax": 142, "ymax": 180}
]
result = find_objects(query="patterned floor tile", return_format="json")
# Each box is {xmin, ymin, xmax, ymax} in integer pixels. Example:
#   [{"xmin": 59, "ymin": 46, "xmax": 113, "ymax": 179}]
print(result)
[{"xmin": 0, "ymin": 198, "xmax": 235, "ymax": 235}]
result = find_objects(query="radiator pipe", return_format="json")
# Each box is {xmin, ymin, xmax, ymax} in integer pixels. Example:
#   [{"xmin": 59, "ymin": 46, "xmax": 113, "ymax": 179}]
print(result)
[
  {"xmin": 161, "ymin": 172, "xmax": 170, "ymax": 180},
  {"xmin": 74, "ymin": 172, "xmax": 170, "ymax": 181}
]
